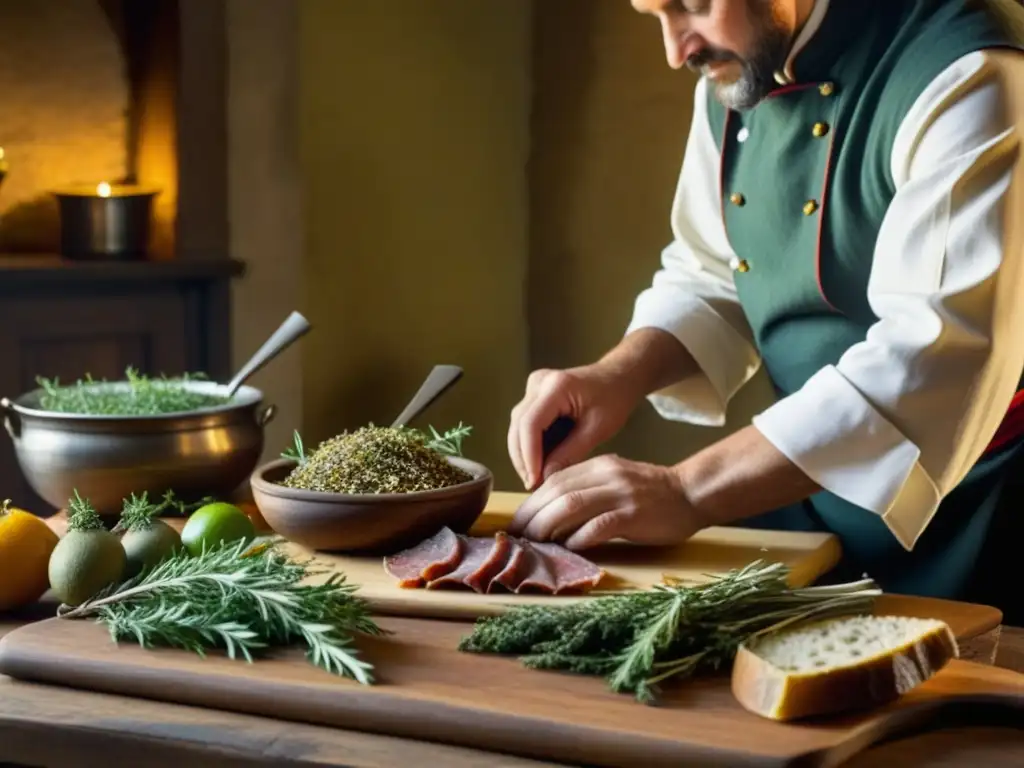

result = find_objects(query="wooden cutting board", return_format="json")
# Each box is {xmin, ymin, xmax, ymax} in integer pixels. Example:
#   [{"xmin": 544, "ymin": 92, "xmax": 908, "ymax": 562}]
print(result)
[
  {"xmin": 46, "ymin": 491, "xmax": 843, "ymax": 621},
  {"xmin": 0, "ymin": 613, "xmax": 1020, "ymax": 768}
]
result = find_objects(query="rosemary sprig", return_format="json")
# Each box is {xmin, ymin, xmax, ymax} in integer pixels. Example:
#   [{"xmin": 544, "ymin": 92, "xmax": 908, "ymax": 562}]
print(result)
[
  {"xmin": 58, "ymin": 538, "xmax": 386, "ymax": 684},
  {"xmin": 281, "ymin": 429, "xmax": 307, "ymax": 464},
  {"xmin": 420, "ymin": 422, "xmax": 473, "ymax": 457},
  {"xmin": 459, "ymin": 560, "xmax": 880, "ymax": 704}
]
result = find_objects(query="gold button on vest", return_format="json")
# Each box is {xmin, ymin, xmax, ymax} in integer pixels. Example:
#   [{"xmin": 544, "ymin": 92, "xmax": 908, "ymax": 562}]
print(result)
[
  {"xmin": 730, "ymin": 257, "xmax": 750, "ymax": 273},
  {"xmin": 730, "ymin": 192, "xmax": 746, "ymax": 207},
  {"xmin": 803, "ymin": 200, "xmax": 819, "ymax": 216},
  {"xmin": 812, "ymin": 122, "xmax": 830, "ymax": 138},
  {"xmin": 819, "ymin": 82, "xmax": 835, "ymax": 97}
]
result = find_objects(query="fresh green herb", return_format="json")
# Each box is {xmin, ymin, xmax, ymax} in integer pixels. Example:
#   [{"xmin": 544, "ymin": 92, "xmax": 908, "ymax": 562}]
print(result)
[
  {"xmin": 459, "ymin": 561, "xmax": 880, "ymax": 704},
  {"xmin": 418, "ymin": 422, "xmax": 472, "ymax": 457},
  {"xmin": 113, "ymin": 492, "xmax": 159, "ymax": 533},
  {"xmin": 58, "ymin": 538, "xmax": 385, "ymax": 684},
  {"xmin": 281, "ymin": 430, "xmax": 307, "ymax": 464},
  {"xmin": 151, "ymin": 489, "xmax": 216, "ymax": 517},
  {"xmin": 280, "ymin": 424, "xmax": 474, "ymax": 494},
  {"xmin": 37, "ymin": 367, "xmax": 230, "ymax": 416},
  {"xmin": 67, "ymin": 490, "xmax": 106, "ymax": 532},
  {"xmin": 110, "ymin": 490, "xmax": 213, "ymax": 532}
]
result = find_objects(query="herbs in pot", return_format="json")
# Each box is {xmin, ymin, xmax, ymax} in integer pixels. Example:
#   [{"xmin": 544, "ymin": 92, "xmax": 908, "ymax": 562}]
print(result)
[
  {"xmin": 57, "ymin": 538, "xmax": 385, "ymax": 683},
  {"xmin": 36, "ymin": 366, "xmax": 230, "ymax": 416},
  {"xmin": 280, "ymin": 423, "xmax": 474, "ymax": 494}
]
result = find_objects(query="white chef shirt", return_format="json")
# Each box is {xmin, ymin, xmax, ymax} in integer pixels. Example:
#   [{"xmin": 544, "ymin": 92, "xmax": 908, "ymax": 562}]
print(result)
[{"xmin": 625, "ymin": 6, "xmax": 1024, "ymax": 551}]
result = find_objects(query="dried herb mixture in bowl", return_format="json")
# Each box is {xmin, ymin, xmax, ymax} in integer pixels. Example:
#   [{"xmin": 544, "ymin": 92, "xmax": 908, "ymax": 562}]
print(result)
[{"xmin": 279, "ymin": 423, "xmax": 474, "ymax": 495}]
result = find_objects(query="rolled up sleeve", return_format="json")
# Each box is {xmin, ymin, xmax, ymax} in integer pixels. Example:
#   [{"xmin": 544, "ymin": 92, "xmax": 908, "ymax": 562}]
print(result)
[
  {"xmin": 626, "ymin": 77, "xmax": 761, "ymax": 427},
  {"xmin": 752, "ymin": 51, "xmax": 1024, "ymax": 550}
]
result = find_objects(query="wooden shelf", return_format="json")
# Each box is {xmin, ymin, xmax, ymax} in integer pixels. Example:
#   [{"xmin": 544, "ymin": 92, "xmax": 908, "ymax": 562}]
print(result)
[{"xmin": 0, "ymin": 255, "xmax": 244, "ymax": 291}]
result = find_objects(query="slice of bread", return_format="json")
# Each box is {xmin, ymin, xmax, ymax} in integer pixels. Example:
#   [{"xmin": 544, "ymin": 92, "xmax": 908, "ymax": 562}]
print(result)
[{"xmin": 731, "ymin": 615, "xmax": 959, "ymax": 721}]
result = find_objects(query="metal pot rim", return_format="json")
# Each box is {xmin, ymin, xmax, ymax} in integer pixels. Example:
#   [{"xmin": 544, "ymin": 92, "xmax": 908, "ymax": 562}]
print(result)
[{"xmin": 3, "ymin": 380, "xmax": 264, "ymax": 423}]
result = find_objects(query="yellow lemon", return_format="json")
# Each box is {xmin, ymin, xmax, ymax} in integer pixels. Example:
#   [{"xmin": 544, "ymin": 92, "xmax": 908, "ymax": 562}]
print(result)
[{"xmin": 0, "ymin": 500, "xmax": 59, "ymax": 611}]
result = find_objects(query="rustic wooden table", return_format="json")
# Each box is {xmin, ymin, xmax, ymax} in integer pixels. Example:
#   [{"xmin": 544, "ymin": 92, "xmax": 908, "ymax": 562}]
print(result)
[{"xmin": 0, "ymin": 597, "xmax": 1021, "ymax": 768}]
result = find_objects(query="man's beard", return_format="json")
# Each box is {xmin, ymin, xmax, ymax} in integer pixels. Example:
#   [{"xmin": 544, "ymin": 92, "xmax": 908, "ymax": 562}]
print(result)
[{"xmin": 686, "ymin": 4, "xmax": 791, "ymax": 110}]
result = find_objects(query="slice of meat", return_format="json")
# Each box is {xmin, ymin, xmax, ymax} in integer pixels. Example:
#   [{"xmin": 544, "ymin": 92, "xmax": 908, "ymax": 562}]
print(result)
[
  {"xmin": 383, "ymin": 527, "xmax": 462, "ymax": 588},
  {"xmin": 426, "ymin": 536, "xmax": 495, "ymax": 591},
  {"xmin": 464, "ymin": 532, "xmax": 515, "ymax": 593},
  {"xmin": 513, "ymin": 540, "xmax": 558, "ymax": 594},
  {"xmin": 488, "ymin": 535, "xmax": 529, "ymax": 593},
  {"xmin": 528, "ymin": 541, "xmax": 605, "ymax": 594}
]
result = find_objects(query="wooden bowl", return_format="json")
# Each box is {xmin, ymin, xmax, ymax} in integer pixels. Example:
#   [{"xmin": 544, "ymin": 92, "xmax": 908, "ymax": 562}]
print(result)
[{"xmin": 249, "ymin": 457, "xmax": 493, "ymax": 554}]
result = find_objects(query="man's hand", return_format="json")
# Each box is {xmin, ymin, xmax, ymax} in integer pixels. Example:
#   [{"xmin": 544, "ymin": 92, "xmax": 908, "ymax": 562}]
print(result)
[
  {"xmin": 506, "ymin": 454, "xmax": 703, "ymax": 550},
  {"xmin": 507, "ymin": 365, "xmax": 641, "ymax": 491},
  {"xmin": 508, "ymin": 328, "xmax": 701, "ymax": 491}
]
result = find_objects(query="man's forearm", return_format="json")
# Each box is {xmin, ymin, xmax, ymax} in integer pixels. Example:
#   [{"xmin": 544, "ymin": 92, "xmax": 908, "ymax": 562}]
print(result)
[
  {"xmin": 673, "ymin": 425, "xmax": 822, "ymax": 528},
  {"xmin": 593, "ymin": 328, "xmax": 700, "ymax": 402}
]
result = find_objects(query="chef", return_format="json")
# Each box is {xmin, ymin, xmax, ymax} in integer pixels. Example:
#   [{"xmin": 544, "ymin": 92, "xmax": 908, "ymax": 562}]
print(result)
[{"xmin": 507, "ymin": 0, "xmax": 1024, "ymax": 623}]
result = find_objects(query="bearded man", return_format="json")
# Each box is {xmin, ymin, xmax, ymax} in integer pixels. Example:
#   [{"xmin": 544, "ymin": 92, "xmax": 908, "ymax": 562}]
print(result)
[{"xmin": 507, "ymin": 0, "xmax": 1024, "ymax": 623}]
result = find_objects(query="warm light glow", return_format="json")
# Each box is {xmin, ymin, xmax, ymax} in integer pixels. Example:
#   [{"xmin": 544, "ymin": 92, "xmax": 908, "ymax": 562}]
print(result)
[
  {"xmin": 0, "ymin": 147, "xmax": 5, "ymax": 161},
  {"xmin": 96, "ymin": 182, "xmax": 112, "ymax": 198}
]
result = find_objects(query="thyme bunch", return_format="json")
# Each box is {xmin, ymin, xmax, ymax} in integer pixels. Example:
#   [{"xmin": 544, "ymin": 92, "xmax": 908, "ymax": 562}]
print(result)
[
  {"xmin": 58, "ymin": 539, "xmax": 385, "ymax": 684},
  {"xmin": 459, "ymin": 560, "xmax": 881, "ymax": 704}
]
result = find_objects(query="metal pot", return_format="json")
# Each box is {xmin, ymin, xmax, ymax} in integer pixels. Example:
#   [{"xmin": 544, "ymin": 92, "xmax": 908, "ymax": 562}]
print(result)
[{"xmin": 1, "ymin": 381, "xmax": 276, "ymax": 516}]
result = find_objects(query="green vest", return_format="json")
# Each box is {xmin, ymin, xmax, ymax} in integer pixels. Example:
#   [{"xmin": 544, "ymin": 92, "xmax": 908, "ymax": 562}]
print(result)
[{"xmin": 707, "ymin": 0, "xmax": 1024, "ymax": 600}]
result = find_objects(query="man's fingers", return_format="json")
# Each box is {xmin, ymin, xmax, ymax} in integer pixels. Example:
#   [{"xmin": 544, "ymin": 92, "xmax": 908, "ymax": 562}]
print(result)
[
  {"xmin": 507, "ymin": 401, "xmax": 529, "ymax": 488},
  {"xmin": 564, "ymin": 509, "xmax": 628, "ymax": 550},
  {"xmin": 517, "ymin": 397, "xmax": 563, "ymax": 491},
  {"xmin": 522, "ymin": 486, "xmax": 618, "ymax": 543},
  {"xmin": 508, "ymin": 458, "xmax": 610, "ymax": 537}
]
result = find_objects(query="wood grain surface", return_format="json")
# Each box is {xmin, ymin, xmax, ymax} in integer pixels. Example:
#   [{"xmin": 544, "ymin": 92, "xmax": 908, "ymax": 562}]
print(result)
[
  {"xmin": 1, "ymin": 607, "xmax": 1020, "ymax": 768},
  {"xmin": 47, "ymin": 491, "xmax": 844, "ymax": 621}
]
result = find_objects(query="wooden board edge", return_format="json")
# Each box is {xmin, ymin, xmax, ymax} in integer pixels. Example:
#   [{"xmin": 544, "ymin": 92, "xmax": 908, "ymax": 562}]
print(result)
[
  {"xmin": 0, "ymin": 623, "xmax": 1021, "ymax": 768},
  {"xmin": 0, "ymin": 627, "xmax": 772, "ymax": 768}
]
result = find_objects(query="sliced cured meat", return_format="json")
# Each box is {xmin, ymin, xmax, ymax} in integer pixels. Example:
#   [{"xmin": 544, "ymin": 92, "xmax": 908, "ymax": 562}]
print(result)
[
  {"xmin": 383, "ymin": 526, "xmax": 462, "ymax": 588},
  {"xmin": 511, "ymin": 539, "xmax": 558, "ymax": 594},
  {"xmin": 488, "ymin": 535, "xmax": 530, "ymax": 593},
  {"xmin": 529, "ymin": 541, "xmax": 605, "ymax": 593},
  {"xmin": 386, "ymin": 529, "xmax": 605, "ymax": 595},
  {"xmin": 426, "ymin": 536, "xmax": 495, "ymax": 591},
  {"xmin": 464, "ymin": 532, "xmax": 515, "ymax": 593}
]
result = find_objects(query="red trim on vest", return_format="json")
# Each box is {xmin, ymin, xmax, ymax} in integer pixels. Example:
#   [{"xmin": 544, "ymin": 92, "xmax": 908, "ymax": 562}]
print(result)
[
  {"xmin": 985, "ymin": 389, "xmax": 1024, "ymax": 455},
  {"xmin": 814, "ymin": 127, "xmax": 839, "ymax": 313},
  {"xmin": 764, "ymin": 82, "xmax": 819, "ymax": 100}
]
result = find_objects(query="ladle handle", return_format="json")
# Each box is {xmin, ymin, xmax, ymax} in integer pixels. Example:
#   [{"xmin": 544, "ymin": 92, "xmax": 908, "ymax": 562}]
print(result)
[
  {"xmin": 390, "ymin": 365, "xmax": 464, "ymax": 428},
  {"xmin": 225, "ymin": 311, "xmax": 311, "ymax": 397}
]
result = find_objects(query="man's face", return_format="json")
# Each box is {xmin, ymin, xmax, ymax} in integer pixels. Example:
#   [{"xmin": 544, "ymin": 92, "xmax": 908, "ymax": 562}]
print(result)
[{"xmin": 631, "ymin": 0, "xmax": 798, "ymax": 110}]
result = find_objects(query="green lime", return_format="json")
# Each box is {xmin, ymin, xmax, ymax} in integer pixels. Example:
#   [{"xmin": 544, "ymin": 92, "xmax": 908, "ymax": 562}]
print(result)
[{"xmin": 180, "ymin": 502, "xmax": 256, "ymax": 556}]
